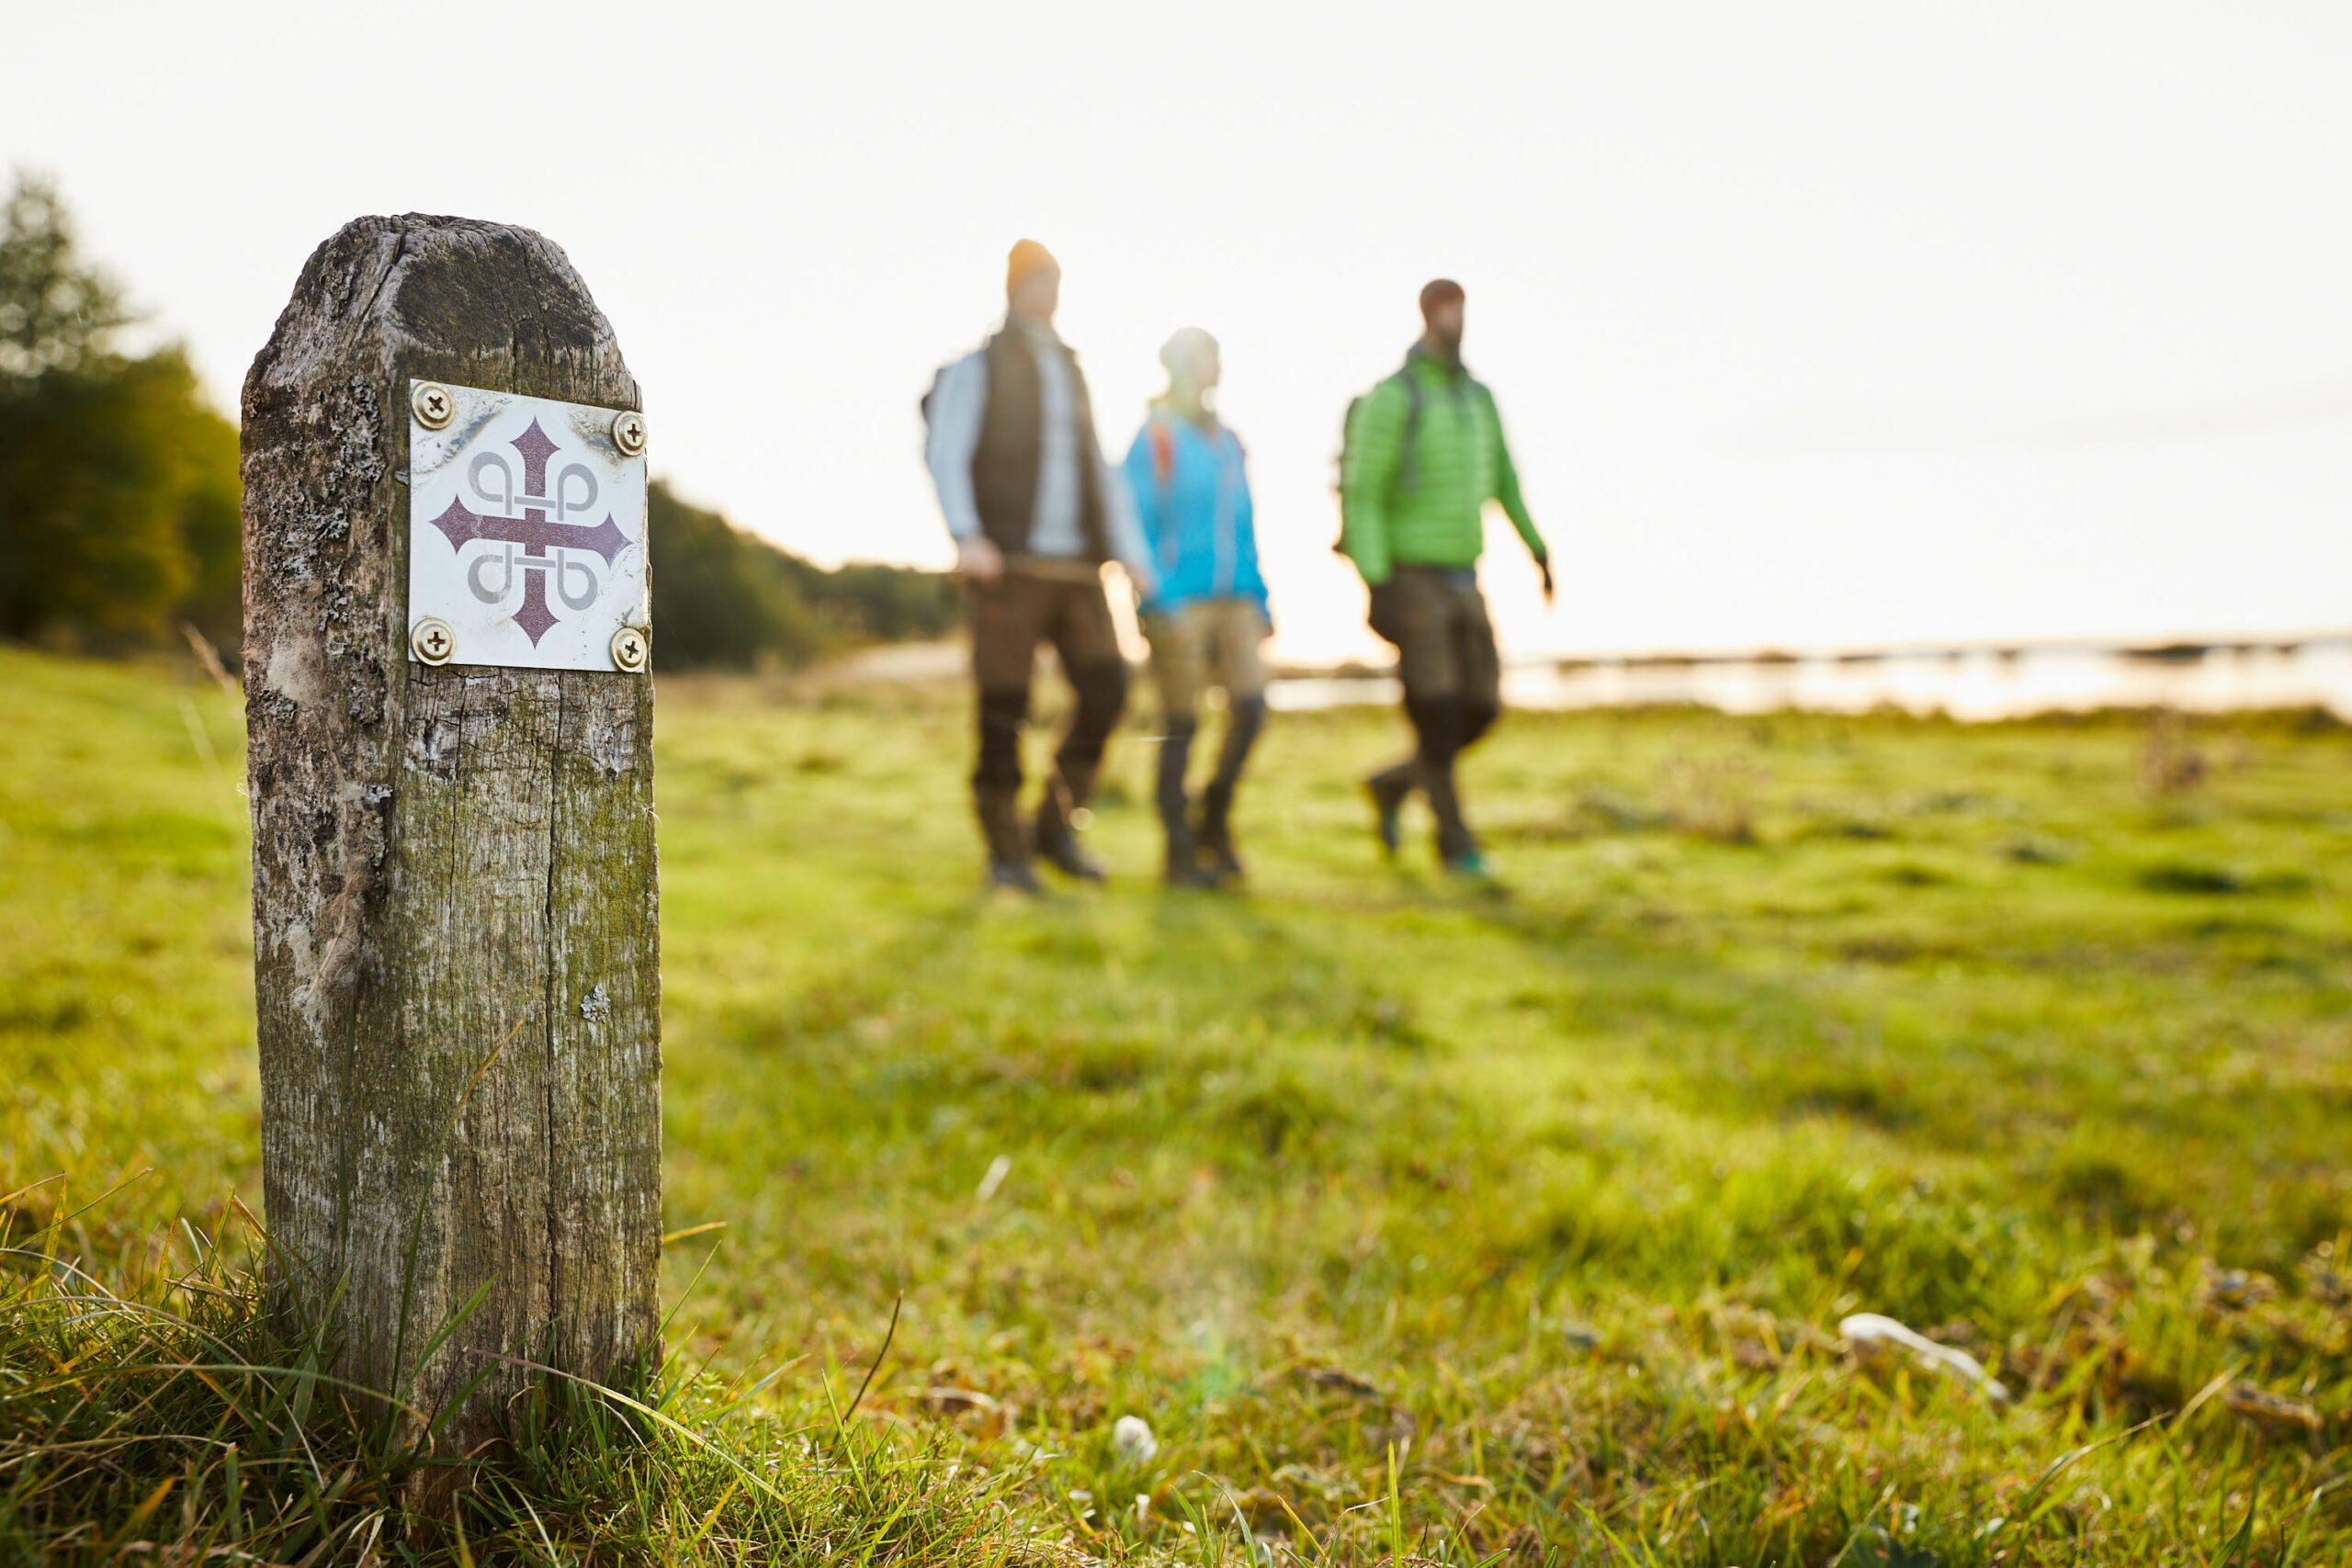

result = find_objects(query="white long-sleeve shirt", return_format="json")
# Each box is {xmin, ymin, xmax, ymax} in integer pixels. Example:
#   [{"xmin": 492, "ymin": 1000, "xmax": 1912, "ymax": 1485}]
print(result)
[{"xmin": 924, "ymin": 325, "xmax": 1157, "ymax": 592}]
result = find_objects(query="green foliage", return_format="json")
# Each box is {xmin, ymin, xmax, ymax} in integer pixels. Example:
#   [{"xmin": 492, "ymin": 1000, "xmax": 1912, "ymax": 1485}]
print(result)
[
  {"xmin": 0, "ymin": 171, "xmax": 131, "ymax": 392},
  {"xmin": 800, "ymin": 558, "xmax": 963, "ymax": 645},
  {"xmin": 647, "ymin": 479, "xmax": 826, "ymax": 670},
  {"xmin": 5, "ymin": 652, "xmax": 2349, "ymax": 1562},
  {"xmin": 0, "ymin": 172, "xmax": 240, "ymax": 650},
  {"xmin": 0, "ymin": 1208, "xmax": 1072, "ymax": 1566},
  {"xmin": 648, "ymin": 479, "xmax": 957, "ymax": 671},
  {"xmin": 0, "ymin": 172, "xmax": 953, "ymax": 668}
]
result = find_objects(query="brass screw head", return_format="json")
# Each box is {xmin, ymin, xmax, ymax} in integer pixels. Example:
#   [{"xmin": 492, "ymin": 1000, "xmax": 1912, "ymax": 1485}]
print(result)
[
  {"xmin": 611, "ymin": 626, "xmax": 650, "ymax": 672},
  {"xmin": 611, "ymin": 409, "xmax": 647, "ymax": 457},
  {"xmin": 411, "ymin": 616, "xmax": 457, "ymax": 665},
  {"xmin": 412, "ymin": 382, "xmax": 455, "ymax": 431}
]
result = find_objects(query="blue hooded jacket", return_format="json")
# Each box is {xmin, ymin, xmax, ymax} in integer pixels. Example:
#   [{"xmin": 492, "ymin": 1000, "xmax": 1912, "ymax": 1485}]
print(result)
[{"xmin": 1121, "ymin": 411, "xmax": 1270, "ymax": 619}]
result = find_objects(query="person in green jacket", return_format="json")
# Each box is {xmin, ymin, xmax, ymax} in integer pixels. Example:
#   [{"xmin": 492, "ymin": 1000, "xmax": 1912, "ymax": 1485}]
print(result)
[{"xmin": 1340, "ymin": 278, "xmax": 1552, "ymax": 876}]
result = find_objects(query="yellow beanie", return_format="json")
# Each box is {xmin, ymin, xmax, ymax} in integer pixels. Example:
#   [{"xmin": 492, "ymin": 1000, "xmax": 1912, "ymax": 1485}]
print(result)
[{"xmin": 1007, "ymin": 238, "xmax": 1058, "ymax": 296}]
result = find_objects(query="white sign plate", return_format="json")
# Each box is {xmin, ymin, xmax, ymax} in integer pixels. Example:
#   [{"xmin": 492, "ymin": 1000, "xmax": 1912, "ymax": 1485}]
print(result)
[{"xmin": 407, "ymin": 380, "xmax": 648, "ymax": 671}]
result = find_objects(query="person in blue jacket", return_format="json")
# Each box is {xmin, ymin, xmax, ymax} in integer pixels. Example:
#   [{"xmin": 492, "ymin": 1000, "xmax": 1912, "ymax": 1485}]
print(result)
[{"xmin": 1124, "ymin": 327, "xmax": 1272, "ymax": 886}]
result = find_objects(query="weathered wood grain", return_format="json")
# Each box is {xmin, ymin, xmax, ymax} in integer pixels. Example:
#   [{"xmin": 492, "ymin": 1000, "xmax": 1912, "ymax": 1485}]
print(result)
[{"xmin": 240, "ymin": 215, "xmax": 659, "ymax": 1463}]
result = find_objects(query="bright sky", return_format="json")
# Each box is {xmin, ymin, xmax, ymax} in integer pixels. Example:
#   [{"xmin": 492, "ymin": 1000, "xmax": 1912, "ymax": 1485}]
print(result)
[{"xmin": 14, "ymin": 2, "xmax": 2351, "ymax": 662}]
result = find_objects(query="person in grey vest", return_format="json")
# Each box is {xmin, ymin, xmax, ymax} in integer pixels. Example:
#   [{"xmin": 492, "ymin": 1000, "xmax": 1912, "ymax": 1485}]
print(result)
[{"xmin": 925, "ymin": 240, "xmax": 1159, "ymax": 892}]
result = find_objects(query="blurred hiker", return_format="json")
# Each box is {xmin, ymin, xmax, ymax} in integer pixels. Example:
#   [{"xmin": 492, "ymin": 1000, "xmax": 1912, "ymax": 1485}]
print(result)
[
  {"xmin": 1339, "ymin": 279, "xmax": 1552, "ymax": 878},
  {"xmin": 1123, "ymin": 327, "xmax": 1271, "ymax": 887},
  {"xmin": 924, "ymin": 240, "xmax": 1159, "ymax": 892}
]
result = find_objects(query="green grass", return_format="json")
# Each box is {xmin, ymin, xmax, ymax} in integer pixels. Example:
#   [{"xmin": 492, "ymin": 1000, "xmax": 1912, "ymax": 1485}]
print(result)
[{"xmin": 3, "ymin": 642, "xmax": 2348, "ymax": 1563}]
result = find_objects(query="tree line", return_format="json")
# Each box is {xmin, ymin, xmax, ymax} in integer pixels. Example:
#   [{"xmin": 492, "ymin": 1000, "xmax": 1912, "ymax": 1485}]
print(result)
[{"xmin": 0, "ymin": 173, "xmax": 956, "ymax": 671}]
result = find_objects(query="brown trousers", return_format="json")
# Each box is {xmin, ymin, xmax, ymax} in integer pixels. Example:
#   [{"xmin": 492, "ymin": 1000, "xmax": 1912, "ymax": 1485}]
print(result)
[
  {"xmin": 1371, "ymin": 567, "xmax": 1502, "ymax": 860},
  {"xmin": 967, "ymin": 564, "xmax": 1129, "ymax": 863}
]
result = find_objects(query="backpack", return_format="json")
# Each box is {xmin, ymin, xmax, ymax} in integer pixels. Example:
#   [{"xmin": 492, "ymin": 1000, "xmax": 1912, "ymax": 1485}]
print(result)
[{"xmin": 1332, "ymin": 362, "xmax": 1424, "ymax": 551}]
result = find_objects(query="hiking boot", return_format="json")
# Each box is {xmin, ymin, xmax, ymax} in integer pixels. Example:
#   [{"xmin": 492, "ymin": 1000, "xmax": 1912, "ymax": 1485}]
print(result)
[
  {"xmin": 1196, "ymin": 784, "xmax": 1245, "ymax": 882},
  {"xmin": 1164, "ymin": 857, "xmax": 1222, "ymax": 889},
  {"xmin": 1159, "ymin": 814, "xmax": 1219, "ymax": 888},
  {"xmin": 1040, "ymin": 834, "xmax": 1107, "ymax": 883},
  {"xmin": 987, "ymin": 857, "xmax": 1044, "ymax": 896},
  {"xmin": 1442, "ymin": 849, "xmax": 1498, "ymax": 885},
  {"xmin": 976, "ymin": 786, "xmax": 1038, "ymax": 891},
  {"xmin": 1035, "ymin": 802, "xmax": 1107, "ymax": 882},
  {"xmin": 1366, "ymin": 773, "xmax": 1410, "ymax": 858}
]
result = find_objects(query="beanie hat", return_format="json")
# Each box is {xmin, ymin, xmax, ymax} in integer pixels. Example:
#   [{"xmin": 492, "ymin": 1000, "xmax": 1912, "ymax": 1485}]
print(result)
[
  {"xmin": 1007, "ymin": 239, "xmax": 1059, "ymax": 296},
  {"xmin": 1158, "ymin": 326, "xmax": 1218, "ymax": 379}
]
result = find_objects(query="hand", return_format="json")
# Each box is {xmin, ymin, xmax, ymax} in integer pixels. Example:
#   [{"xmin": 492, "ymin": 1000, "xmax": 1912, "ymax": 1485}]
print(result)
[
  {"xmin": 956, "ymin": 536, "xmax": 1004, "ymax": 584},
  {"xmin": 1536, "ymin": 554, "xmax": 1555, "ymax": 606}
]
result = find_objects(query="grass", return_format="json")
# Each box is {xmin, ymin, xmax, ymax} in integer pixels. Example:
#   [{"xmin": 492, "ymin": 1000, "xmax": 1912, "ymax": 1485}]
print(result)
[{"xmin": 2, "ymin": 640, "xmax": 2348, "ymax": 1563}]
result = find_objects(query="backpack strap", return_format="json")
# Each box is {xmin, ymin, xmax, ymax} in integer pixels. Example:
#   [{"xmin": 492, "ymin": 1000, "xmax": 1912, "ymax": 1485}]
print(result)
[
  {"xmin": 1392, "ymin": 362, "xmax": 1425, "ymax": 496},
  {"xmin": 1148, "ymin": 420, "xmax": 1176, "ymax": 495}
]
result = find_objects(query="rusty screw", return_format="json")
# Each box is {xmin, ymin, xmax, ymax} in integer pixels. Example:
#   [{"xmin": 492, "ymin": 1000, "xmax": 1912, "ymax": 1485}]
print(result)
[
  {"xmin": 611, "ymin": 410, "xmax": 647, "ymax": 457},
  {"xmin": 611, "ymin": 626, "xmax": 650, "ymax": 672},
  {"xmin": 412, "ymin": 382, "xmax": 455, "ymax": 431},
  {"xmin": 411, "ymin": 616, "xmax": 456, "ymax": 666}
]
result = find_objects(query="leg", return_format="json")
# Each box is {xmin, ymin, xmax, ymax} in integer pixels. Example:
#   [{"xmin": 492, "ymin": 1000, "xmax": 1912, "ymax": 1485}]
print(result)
[
  {"xmin": 1455, "ymin": 583, "xmax": 1503, "ymax": 755},
  {"xmin": 1197, "ymin": 601, "xmax": 1267, "ymax": 880},
  {"xmin": 1408, "ymin": 691, "xmax": 1476, "ymax": 863},
  {"xmin": 1147, "ymin": 608, "xmax": 1214, "ymax": 885},
  {"xmin": 1375, "ymin": 569, "xmax": 1474, "ymax": 862},
  {"xmin": 1036, "ymin": 578, "xmax": 1128, "ymax": 881},
  {"xmin": 968, "ymin": 577, "xmax": 1044, "ymax": 888},
  {"xmin": 974, "ymin": 687, "xmax": 1037, "ymax": 888},
  {"xmin": 1197, "ymin": 695, "xmax": 1263, "ymax": 878},
  {"xmin": 1365, "ymin": 751, "xmax": 1417, "ymax": 857},
  {"xmin": 1367, "ymin": 570, "xmax": 1443, "ymax": 855},
  {"xmin": 1434, "ymin": 581, "xmax": 1503, "ymax": 869}
]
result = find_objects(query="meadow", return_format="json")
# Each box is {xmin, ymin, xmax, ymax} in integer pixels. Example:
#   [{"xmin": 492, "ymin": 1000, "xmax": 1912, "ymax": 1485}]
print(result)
[{"xmin": 2, "ymin": 643, "xmax": 2347, "ymax": 1564}]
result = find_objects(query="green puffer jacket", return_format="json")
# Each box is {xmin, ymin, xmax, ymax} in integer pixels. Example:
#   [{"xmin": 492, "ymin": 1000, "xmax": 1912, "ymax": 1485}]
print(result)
[{"xmin": 1340, "ymin": 347, "xmax": 1545, "ymax": 586}]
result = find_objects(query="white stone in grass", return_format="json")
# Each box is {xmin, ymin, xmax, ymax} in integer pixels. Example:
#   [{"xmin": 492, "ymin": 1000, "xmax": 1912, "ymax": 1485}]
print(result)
[
  {"xmin": 976, "ymin": 1154, "xmax": 1012, "ymax": 1202},
  {"xmin": 1113, "ymin": 1414, "xmax": 1159, "ymax": 1464},
  {"xmin": 1839, "ymin": 1312, "xmax": 2010, "ymax": 1403}
]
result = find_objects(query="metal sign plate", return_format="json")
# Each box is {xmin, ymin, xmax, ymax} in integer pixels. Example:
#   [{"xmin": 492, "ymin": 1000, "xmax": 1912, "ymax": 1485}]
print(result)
[{"xmin": 407, "ymin": 380, "xmax": 649, "ymax": 671}]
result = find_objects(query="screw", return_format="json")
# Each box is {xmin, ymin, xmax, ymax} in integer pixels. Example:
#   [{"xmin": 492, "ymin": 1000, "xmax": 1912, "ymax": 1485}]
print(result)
[
  {"xmin": 411, "ymin": 616, "xmax": 457, "ymax": 666},
  {"xmin": 610, "ymin": 626, "xmax": 650, "ymax": 672},
  {"xmin": 412, "ymin": 382, "xmax": 455, "ymax": 431},
  {"xmin": 611, "ymin": 409, "xmax": 647, "ymax": 457}
]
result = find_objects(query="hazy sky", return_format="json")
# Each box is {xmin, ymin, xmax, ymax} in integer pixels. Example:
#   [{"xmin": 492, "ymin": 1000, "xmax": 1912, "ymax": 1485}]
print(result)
[{"xmin": 14, "ymin": 3, "xmax": 2350, "ymax": 660}]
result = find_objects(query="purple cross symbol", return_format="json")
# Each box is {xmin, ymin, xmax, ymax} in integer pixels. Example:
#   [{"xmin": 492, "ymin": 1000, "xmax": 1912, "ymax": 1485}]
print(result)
[{"xmin": 426, "ymin": 418, "xmax": 631, "ymax": 645}]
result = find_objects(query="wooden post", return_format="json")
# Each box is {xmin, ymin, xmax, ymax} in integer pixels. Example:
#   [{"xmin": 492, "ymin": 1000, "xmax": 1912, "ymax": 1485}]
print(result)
[{"xmin": 239, "ymin": 215, "xmax": 660, "ymax": 1459}]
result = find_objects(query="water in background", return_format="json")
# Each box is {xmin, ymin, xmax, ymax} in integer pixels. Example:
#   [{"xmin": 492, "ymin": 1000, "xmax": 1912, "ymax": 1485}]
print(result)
[{"xmin": 1269, "ymin": 637, "xmax": 2352, "ymax": 720}]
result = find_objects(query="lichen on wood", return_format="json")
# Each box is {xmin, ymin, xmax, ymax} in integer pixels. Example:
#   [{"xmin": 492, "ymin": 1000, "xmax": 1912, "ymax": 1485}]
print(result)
[{"xmin": 240, "ymin": 215, "xmax": 659, "ymax": 1466}]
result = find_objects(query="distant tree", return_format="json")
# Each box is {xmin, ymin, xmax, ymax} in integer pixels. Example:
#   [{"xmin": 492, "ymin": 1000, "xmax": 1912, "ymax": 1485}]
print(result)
[
  {"xmin": 0, "ymin": 173, "xmax": 132, "ymax": 392},
  {"xmin": 0, "ymin": 172, "xmax": 953, "ymax": 666},
  {"xmin": 0, "ymin": 171, "xmax": 241, "ymax": 650},
  {"xmin": 807, "ymin": 560, "xmax": 961, "ymax": 643},
  {"xmin": 647, "ymin": 479, "xmax": 960, "ymax": 670},
  {"xmin": 647, "ymin": 479, "xmax": 826, "ymax": 670}
]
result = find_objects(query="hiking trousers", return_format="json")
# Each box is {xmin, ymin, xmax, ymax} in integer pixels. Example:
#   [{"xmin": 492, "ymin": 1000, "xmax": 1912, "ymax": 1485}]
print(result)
[
  {"xmin": 1144, "ymin": 597, "xmax": 1269, "ymax": 871},
  {"xmin": 967, "ymin": 562, "xmax": 1129, "ymax": 865},
  {"xmin": 1371, "ymin": 566, "xmax": 1502, "ymax": 860}
]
